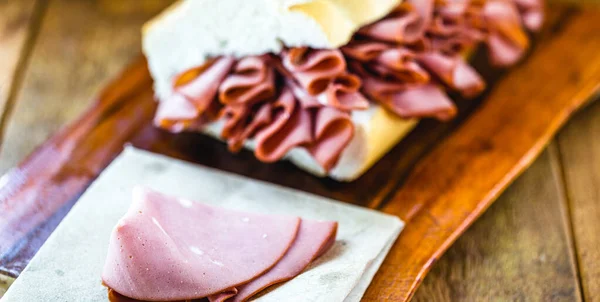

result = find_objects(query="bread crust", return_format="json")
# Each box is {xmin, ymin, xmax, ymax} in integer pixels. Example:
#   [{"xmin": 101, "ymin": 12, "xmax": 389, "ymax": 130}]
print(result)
[{"xmin": 143, "ymin": 0, "xmax": 415, "ymax": 181}]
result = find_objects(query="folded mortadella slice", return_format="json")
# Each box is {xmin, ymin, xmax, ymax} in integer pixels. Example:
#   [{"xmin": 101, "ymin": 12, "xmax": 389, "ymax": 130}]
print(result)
[
  {"xmin": 209, "ymin": 219, "xmax": 338, "ymax": 302},
  {"xmin": 362, "ymin": 78, "xmax": 457, "ymax": 121},
  {"xmin": 319, "ymin": 74, "xmax": 369, "ymax": 111},
  {"xmin": 417, "ymin": 52, "xmax": 485, "ymax": 98},
  {"xmin": 358, "ymin": 0, "xmax": 432, "ymax": 44},
  {"xmin": 254, "ymin": 88, "xmax": 313, "ymax": 162},
  {"xmin": 221, "ymin": 102, "xmax": 274, "ymax": 153},
  {"xmin": 102, "ymin": 187, "xmax": 301, "ymax": 301},
  {"xmin": 155, "ymin": 57, "xmax": 235, "ymax": 132},
  {"xmin": 282, "ymin": 48, "xmax": 346, "ymax": 95},
  {"xmin": 219, "ymin": 56, "xmax": 276, "ymax": 106},
  {"xmin": 514, "ymin": 0, "xmax": 544, "ymax": 31},
  {"xmin": 309, "ymin": 107, "xmax": 355, "ymax": 172},
  {"xmin": 482, "ymin": 0, "xmax": 530, "ymax": 67}
]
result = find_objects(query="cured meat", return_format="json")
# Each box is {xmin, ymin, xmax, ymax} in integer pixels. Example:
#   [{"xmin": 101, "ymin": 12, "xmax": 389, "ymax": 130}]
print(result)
[
  {"xmin": 154, "ymin": 0, "xmax": 544, "ymax": 173},
  {"xmin": 102, "ymin": 187, "xmax": 300, "ymax": 301},
  {"xmin": 286, "ymin": 72, "xmax": 369, "ymax": 111},
  {"xmin": 361, "ymin": 78, "xmax": 457, "ymax": 121},
  {"xmin": 514, "ymin": 0, "xmax": 544, "ymax": 31},
  {"xmin": 417, "ymin": 52, "xmax": 485, "ymax": 98},
  {"xmin": 309, "ymin": 107, "xmax": 355, "ymax": 171},
  {"xmin": 358, "ymin": 0, "xmax": 433, "ymax": 44},
  {"xmin": 208, "ymin": 219, "xmax": 338, "ymax": 302},
  {"xmin": 253, "ymin": 88, "xmax": 313, "ymax": 163},
  {"xmin": 319, "ymin": 74, "xmax": 370, "ymax": 111},
  {"xmin": 102, "ymin": 187, "xmax": 338, "ymax": 302},
  {"xmin": 282, "ymin": 48, "xmax": 347, "ymax": 95},
  {"xmin": 219, "ymin": 56, "xmax": 276, "ymax": 106},
  {"xmin": 482, "ymin": 0, "xmax": 530, "ymax": 66},
  {"xmin": 220, "ymin": 102, "xmax": 274, "ymax": 153},
  {"xmin": 155, "ymin": 57, "xmax": 234, "ymax": 132}
]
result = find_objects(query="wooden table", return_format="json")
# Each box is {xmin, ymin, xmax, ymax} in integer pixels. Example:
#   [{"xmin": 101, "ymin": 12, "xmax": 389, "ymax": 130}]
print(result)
[{"xmin": 0, "ymin": 1, "xmax": 598, "ymax": 301}]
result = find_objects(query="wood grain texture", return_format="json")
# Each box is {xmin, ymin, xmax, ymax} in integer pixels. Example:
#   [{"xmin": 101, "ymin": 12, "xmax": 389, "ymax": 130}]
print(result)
[
  {"xmin": 412, "ymin": 147, "xmax": 582, "ymax": 301},
  {"xmin": 557, "ymin": 99, "xmax": 600, "ymax": 302},
  {"xmin": 0, "ymin": 0, "xmax": 173, "ymax": 276},
  {"xmin": 0, "ymin": 274, "xmax": 14, "ymax": 298},
  {"xmin": 0, "ymin": 1, "xmax": 42, "ymax": 296},
  {"xmin": 0, "ymin": 1, "xmax": 598, "ymax": 301},
  {"xmin": 0, "ymin": 0, "xmax": 41, "ymax": 138},
  {"xmin": 0, "ymin": 0, "xmax": 174, "ymax": 174},
  {"xmin": 364, "ymin": 6, "xmax": 600, "ymax": 301}
]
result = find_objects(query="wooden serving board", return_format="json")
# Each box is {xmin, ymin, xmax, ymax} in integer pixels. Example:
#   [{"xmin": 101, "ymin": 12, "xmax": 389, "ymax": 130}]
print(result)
[{"xmin": 0, "ymin": 3, "xmax": 599, "ymax": 301}]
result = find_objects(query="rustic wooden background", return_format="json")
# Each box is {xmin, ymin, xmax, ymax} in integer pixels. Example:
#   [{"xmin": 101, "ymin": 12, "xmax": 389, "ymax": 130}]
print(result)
[{"xmin": 0, "ymin": 0, "xmax": 598, "ymax": 301}]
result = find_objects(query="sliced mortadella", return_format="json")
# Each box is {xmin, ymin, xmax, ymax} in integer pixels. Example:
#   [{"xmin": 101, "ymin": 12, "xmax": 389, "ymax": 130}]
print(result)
[
  {"xmin": 354, "ymin": 61, "xmax": 456, "ymax": 121},
  {"xmin": 417, "ymin": 52, "xmax": 485, "ymax": 98},
  {"xmin": 220, "ymin": 104, "xmax": 249, "ymax": 140},
  {"xmin": 427, "ymin": 7, "xmax": 485, "ymax": 54},
  {"xmin": 358, "ymin": 0, "xmax": 434, "ymax": 44},
  {"xmin": 221, "ymin": 102, "xmax": 274, "ymax": 152},
  {"xmin": 341, "ymin": 41, "xmax": 390, "ymax": 62},
  {"xmin": 175, "ymin": 57, "xmax": 236, "ymax": 109},
  {"xmin": 363, "ymin": 79, "xmax": 457, "ymax": 121},
  {"xmin": 102, "ymin": 187, "xmax": 301, "ymax": 301},
  {"xmin": 254, "ymin": 88, "xmax": 313, "ymax": 162},
  {"xmin": 154, "ymin": 93, "xmax": 199, "ymax": 133},
  {"xmin": 155, "ymin": 57, "xmax": 234, "ymax": 131},
  {"xmin": 373, "ymin": 47, "xmax": 430, "ymax": 84},
  {"xmin": 208, "ymin": 219, "xmax": 338, "ymax": 302},
  {"xmin": 287, "ymin": 72, "xmax": 369, "ymax": 112},
  {"xmin": 486, "ymin": 32, "xmax": 526, "ymax": 68},
  {"xmin": 219, "ymin": 56, "xmax": 276, "ymax": 106},
  {"xmin": 483, "ymin": 0, "xmax": 530, "ymax": 66},
  {"xmin": 308, "ymin": 107, "xmax": 355, "ymax": 172},
  {"xmin": 282, "ymin": 48, "xmax": 346, "ymax": 95},
  {"xmin": 514, "ymin": 0, "xmax": 544, "ymax": 31},
  {"xmin": 434, "ymin": 1, "xmax": 471, "ymax": 20},
  {"xmin": 428, "ymin": 28, "xmax": 483, "ymax": 55},
  {"xmin": 318, "ymin": 74, "xmax": 370, "ymax": 111},
  {"xmin": 286, "ymin": 79, "xmax": 322, "ymax": 108},
  {"xmin": 387, "ymin": 84, "xmax": 457, "ymax": 121}
]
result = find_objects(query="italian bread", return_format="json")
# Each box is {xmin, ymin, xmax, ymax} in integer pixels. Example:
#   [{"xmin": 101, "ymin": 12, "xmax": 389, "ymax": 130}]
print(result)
[{"xmin": 143, "ymin": 0, "xmax": 415, "ymax": 181}]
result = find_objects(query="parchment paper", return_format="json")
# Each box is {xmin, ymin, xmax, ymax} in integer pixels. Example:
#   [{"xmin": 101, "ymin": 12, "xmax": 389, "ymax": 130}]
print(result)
[{"xmin": 3, "ymin": 147, "xmax": 403, "ymax": 302}]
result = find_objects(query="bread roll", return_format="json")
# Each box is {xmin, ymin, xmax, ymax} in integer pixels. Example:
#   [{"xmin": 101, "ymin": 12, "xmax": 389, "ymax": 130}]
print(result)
[{"xmin": 143, "ymin": 0, "xmax": 416, "ymax": 181}]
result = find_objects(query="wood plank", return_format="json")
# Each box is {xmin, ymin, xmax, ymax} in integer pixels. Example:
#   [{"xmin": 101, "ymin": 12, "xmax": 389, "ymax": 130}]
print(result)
[
  {"xmin": 0, "ymin": 1, "xmax": 572, "ymax": 211},
  {"xmin": 0, "ymin": 1, "xmax": 43, "ymax": 294},
  {"xmin": 0, "ymin": 0, "xmax": 174, "ymax": 277},
  {"xmin": 412, "ymin": 146, "xmax": 581, "ymax": 301},
  {"xmin": 0, "ymin": 0, "xmax": 174, "ymax": 174},
  {"xmin": 0, "ymin": 1, "xmax": 597, "ymax": 300},
  {"xmin": 364, "ymin": 5, "xmax": 600, "ymax": 301},
  {"xmin": 0, "ymin": 274, "xmax": 14, "ymax": 298},
  {"xmin": 557, "ymin": 98, "xmax": 600, "ymax": 302},
  {"xmin": 0, "ymin": 0, "xmax": 41, "ymax": 138}
]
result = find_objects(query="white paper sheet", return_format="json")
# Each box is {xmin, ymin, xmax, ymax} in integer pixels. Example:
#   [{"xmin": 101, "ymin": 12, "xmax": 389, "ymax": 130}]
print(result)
[{"xmin": 3, "ymin": 147, "xmax": 403, "ymax": 302}]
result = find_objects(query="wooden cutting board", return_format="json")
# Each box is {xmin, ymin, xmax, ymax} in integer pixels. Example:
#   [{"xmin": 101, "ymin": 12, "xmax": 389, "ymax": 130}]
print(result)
[{"xmin": 0, "ymin": 3, "xmax": 599, "ymax": 301}]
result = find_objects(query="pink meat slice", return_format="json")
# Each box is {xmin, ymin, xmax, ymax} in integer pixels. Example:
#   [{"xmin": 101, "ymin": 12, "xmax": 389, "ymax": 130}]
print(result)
[
  {"xmin": 514, "ymin": 0, "xmax": 544, "ymax": 31},
  {"xmin": 417, "ymin": 52, "xmax": 485, "ymax": 98},
  {"xmin": 102, "ymin": 187, "xmax": 301, "ymax": 301},
  {"xmin": 154, "ymin": 57, "xmax": 235, "ymax": 132},
  {"xmin": 218, "ymin": 56, "xmax": 276, "ymax": 106},
  {"xmin": 282, "ymin": 48, "xmax": 347, "ymax": 95},
  {"xmin": 253, "ymin": 88, "xmax": 313, "ymax": 162},
  {"xmin": 482, "ymin": 0, "xmax": 530, "ymax": 67},
  {"xmin": 208, "ymin": 219, "xmax": 338, "ymax": 302},
  {"xmin": 309, "ymin": 107, "xmax": 355, "ymax": 172}
]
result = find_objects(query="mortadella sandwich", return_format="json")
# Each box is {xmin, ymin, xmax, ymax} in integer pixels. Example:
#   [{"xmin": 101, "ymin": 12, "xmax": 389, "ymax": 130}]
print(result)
[{"xmin": 143, "ymin": 0, "xmax": 544, "ymax": 181}]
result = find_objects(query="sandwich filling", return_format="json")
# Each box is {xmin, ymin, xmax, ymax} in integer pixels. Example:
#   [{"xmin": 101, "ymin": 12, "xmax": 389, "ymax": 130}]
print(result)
[
  {"xmin": 102, "ymin": 187, "xmax": 338, "ymax": 302},
  {"xmin": 154, "ymin": 0, "xmax": 543, "ymax": 172}
]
